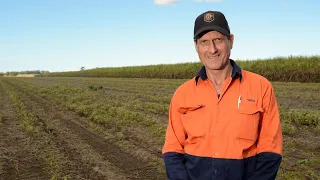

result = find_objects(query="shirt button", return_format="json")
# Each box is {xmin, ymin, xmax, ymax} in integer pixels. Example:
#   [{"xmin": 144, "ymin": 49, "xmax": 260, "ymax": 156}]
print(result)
[{"xmin": 214, "ymin": 152, "xmax": 219, "ymax": 156}]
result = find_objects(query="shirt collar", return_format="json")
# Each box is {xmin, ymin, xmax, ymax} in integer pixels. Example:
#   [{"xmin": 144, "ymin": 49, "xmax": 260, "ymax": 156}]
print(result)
[{"xmin": 195, "ymin": 59, "xmax": 243, "ymax": 85}]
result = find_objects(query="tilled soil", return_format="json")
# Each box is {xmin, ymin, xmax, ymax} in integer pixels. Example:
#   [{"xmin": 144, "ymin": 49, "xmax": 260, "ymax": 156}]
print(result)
[
  {"xmin": 0, "ymin": 83, "xmax": 50, "ymax": 180},
  {"xmin": 0, "ymin": 80, "xmax": 166, "ymax": 180}
]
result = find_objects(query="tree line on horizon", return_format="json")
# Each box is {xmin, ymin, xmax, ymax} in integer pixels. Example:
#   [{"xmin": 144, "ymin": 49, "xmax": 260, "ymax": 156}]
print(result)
[
  {"xmin": 37, "ymin": 55, "xmax": 320, "ymax": 83},
  {"xmin": 0, "ymin": 70, "xmax": 50, "ymax": 77}
]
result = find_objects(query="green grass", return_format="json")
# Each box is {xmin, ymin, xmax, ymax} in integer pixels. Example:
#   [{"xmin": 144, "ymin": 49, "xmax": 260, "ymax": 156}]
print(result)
[{"xmin": 37, "ymin": 55, "xmax": 320, "ymax": 82}]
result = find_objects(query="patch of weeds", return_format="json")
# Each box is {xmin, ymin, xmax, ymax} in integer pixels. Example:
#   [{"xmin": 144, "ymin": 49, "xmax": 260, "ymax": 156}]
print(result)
[
  {"xmin": 115, "ymin": 131, "xmax": 125, "ymax": 141},
  {"xmin": 51, "ymin": 174, "xmax": 71, "ymax": 180},
  {"xmin": 106, "ymin": 106, "xmax": 156, "ymax": 127},
  {"xmin": 130, "ymin": 101, "xmax": 169, "ymax": 116},
  {"xmin": 88, "ymin": 84, "xmax": 103, "ymax": 91},
  {"xmin": 149, "ymin": 124, "xmax": 166, "ymax": 138},
  {"xmin": 306, "ymin": 170, "xmax": 320, "ymax": 180},
  {"xmin": 282, "ymin": 123, "xmax": 297, "ymax": 136},
  {"xmin": 75, "ymin": 105, "xmax": 93, "ymax": 117},
  {"xmin": 297, "ymin": 159, "xmax": 310, "ymax": 165},
  {"xmin": 64, "ymin": 102, "xmax": 77, "ymax": 111},
  {"xmin": 277, "ymin": 171, "xmax": 306, "ymax": 180},
  {"xmin": 315, "ymin": 125, "xmax": 320, "ymax": 135},
  {"xmin": 0, "ymin": 113, "xmax": 2, "ymax": 127},
  {"xmin": 281, "ymin": 109, "xmax": 319, "ymax": 127},
  {"xmin": 90, "ymin": 113, "xmax": 110, "ymax": 126}
]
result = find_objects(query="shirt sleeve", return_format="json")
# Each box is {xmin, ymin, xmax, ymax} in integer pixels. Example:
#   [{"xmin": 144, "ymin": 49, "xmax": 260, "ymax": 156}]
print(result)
[
  {"xmin": 249, "ymin": 82, "xmax": 283, "ymax": 180},
  {"xmin": 162, "ymin": 91, "xmax": 188, "ymax": 180}
]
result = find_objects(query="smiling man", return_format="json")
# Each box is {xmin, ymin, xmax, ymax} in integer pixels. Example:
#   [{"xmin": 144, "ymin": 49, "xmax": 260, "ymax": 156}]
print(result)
[{"xmin": 162, "ymin": 10, "xmax": 283, "ymax": 180}]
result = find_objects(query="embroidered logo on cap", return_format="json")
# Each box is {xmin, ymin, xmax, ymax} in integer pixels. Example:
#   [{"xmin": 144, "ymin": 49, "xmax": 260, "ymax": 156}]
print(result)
[{"xmin": 204, "ymin": 12, "xmax": 214, "ymax": 22}]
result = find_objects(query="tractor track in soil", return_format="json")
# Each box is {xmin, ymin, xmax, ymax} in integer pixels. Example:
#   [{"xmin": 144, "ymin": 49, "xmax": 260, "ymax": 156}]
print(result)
[{"xmin": 1, "ymin": 79, "xmax": 166, "ymax": 180}]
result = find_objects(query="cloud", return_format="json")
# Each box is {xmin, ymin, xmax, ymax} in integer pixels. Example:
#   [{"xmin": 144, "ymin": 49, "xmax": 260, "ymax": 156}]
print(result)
[
  {"xmin": 193, "ymin": 0, "xmax": 224, "ymax": 2},
  {"xmin": 154, "ymin": 0, "xmax": 179, "ymax": 6}
]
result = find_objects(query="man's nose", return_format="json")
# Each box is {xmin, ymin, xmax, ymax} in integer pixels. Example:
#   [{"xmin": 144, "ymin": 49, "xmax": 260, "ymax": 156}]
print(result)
[{"xmin": 208, "ymin": 41, "xmax": 218, "ymax": 53}]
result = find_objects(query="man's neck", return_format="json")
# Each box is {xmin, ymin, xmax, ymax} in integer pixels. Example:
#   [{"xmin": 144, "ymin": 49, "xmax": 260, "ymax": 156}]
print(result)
[{"xmin": 206, "ymin": 63, "xmax": 233, "ymax": 92}]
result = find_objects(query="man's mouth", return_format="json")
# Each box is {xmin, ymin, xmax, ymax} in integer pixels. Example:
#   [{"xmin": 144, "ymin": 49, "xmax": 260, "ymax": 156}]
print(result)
[{"xmin": 208, "ymin": 55, "xmax": 220, "ymax": 59}]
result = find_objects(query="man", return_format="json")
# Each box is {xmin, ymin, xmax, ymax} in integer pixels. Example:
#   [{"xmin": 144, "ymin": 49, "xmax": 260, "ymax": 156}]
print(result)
[{"xmin": 162, "ymin": 10, "xmax": 283, "ymax": 180}]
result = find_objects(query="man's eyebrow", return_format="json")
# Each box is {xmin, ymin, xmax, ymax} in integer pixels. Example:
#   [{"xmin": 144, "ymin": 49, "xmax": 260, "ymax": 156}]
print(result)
[
  {"xmin": 202, "ymin": 36, "xmax": 224, "ymax": 40},
  {"xmin": 200, "ymin": 39, "xmax": 208, "ymax": 41}
]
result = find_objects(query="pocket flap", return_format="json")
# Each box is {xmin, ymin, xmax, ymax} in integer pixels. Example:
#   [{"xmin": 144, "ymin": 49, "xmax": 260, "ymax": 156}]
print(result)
[
  {"xmin": 237, "ymin": 106, "xmax": 264, "ymax": 115},
  {"xmin": 178, "ymin": 104, "xmax": 205, "ymax": 114}
]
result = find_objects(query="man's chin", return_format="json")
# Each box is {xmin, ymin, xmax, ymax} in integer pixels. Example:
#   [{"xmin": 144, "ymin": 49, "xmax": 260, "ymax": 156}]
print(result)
[{"xmin": 204, "ymin": 64, "xmax": 223, "ymax": 71}]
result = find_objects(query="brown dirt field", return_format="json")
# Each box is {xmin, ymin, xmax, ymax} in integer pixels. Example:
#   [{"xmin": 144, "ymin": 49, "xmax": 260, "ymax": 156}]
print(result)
[
  {"xmin": 277, "ymin": 97, "xmax": 320, "ymax": 110},
  {"xmin": 0, "ymin": 81, "xmax": 167, "ymax": 179},
  {"xmin": 0, "ymin": 83, "xmax": 50, "ymax": 180}
]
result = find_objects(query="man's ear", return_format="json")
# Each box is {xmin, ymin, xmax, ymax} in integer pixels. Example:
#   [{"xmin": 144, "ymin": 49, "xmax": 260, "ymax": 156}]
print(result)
[
  {"xmin": 229, "ymin": 34, "xmax": 234, "ymax": 49},
  {"xmin": 194, "ymin": 40, "xmax": 199, "ymax": 53}
]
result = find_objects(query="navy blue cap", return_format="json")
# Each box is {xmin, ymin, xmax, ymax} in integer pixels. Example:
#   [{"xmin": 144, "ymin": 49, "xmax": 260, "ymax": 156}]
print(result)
[{"xmin": 194, "ymin": 11, "xmax": 230, "ymax": 40}]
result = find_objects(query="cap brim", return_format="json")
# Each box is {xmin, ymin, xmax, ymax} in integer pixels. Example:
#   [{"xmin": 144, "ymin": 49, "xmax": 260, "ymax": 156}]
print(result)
[{"xmin": 194, "ymin": 26, "xmax": 229, "ymax": 40}]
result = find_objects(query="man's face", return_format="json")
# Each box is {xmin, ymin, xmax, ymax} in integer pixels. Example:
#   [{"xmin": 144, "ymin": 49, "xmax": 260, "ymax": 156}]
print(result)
[{"xmin": 194, "ymin": 31, "xmax": 234, "ymax": 71}]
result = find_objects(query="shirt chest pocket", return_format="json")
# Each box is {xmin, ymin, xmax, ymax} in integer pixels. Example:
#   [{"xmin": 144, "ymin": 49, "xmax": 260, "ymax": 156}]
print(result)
[
  {"xmin": 235, "ymin": 106, "xmax": 263, "ymax": 142},
  {"xmin": 179, "ymin": 105, "xmax": 206, "ymax": 138}
]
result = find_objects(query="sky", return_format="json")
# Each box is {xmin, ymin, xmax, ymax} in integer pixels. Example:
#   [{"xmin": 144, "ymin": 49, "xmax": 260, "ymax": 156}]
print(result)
[{"xmin": 0, "ymin": 0, "xmax": 319, "ymax": 72}]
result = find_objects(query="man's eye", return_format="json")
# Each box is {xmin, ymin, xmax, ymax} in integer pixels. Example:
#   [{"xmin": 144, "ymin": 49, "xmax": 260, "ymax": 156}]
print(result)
[
  {"xmin": 201, "ymin": 40, "xmax": 209, "ymax": 45},
  {"xmin": 214, "ymin": 38, "xmax": 222, "ymax": 43}
]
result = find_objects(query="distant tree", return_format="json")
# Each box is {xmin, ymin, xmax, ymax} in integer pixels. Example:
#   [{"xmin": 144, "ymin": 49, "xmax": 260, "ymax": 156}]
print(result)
[
  {"xmin": 81, "ymin": 66, "xmax": 85, "ymax": 71},
  {"xmin": 7, "ymin": 71, "xmax": 19, "ymax": 76},
  {"xmin": 0, "ymin": 73, "xmax": 4, "ymax": 76},
  {"xmin": 40, "ymin": 70, "xmax": 50, "ymax": 74},
  {"xmin": 10, "ymin": 72, "xmax": 19, "ymax": 76},
  {"xmin": 21, "ymin": 70, "xmax": 41, "ymax": 74},
  {"xmin": 34, "ymin": 70, "xmax": 41, "ymax": 74}
]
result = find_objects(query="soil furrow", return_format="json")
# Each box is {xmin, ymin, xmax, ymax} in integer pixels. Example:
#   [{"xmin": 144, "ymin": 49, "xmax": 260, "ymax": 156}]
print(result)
[
  {"xmin": 0, "ymin": 82, "xmax": 51, "ymax": 180},
  {"xmin": 5, "ymin": 79, "xmax": 167, "ymax": 179},
  {"xmin": 2, "ymin": 80, "xmax": 127, "ymax": 180}
]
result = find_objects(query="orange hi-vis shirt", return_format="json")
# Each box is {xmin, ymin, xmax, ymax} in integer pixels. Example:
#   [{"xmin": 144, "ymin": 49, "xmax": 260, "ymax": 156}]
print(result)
[{"xmin": 162, "ymin": 60, "xmax": 283, "ymax": 180}]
